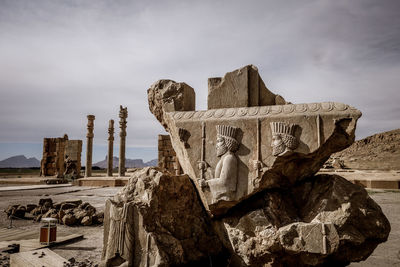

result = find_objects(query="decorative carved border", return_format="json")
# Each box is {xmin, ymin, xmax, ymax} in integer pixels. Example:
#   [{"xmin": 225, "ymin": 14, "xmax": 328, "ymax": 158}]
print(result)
[{"xmin": 169, "ymin": 102, "xmax": 360, "ymax": 121}]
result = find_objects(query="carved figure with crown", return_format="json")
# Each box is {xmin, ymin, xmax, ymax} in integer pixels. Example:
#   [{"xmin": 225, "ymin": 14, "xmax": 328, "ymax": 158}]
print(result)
[
  {"xmin": 270, "ymin": 122, "xmax": 299, "ymax": 157},
  {"xmin": 206, "ymin": 125, "xmax": 240, "ymax": 203}
]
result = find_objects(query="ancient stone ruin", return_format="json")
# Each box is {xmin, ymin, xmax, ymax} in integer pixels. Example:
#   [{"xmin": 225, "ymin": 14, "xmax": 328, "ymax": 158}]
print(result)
[
  {"xmin": 119, "ymin": 105, "xmax": 128, "ymax": 177},
  {"xmin": 158, "ymin": 134, "xmax": 182, "ymax": 175},
  {"xmin": 107, "ymin": 119, "xmax": 115, "ymax": 177},
  {"xmin": 40, "ymin": 134, "xmax": 82, "ymax": 179},
  {"xmin": 101, "ymin": 65, "xmax": 390, "ymax": 266},
  {"xmin": 85, "ymin": 115, "xmax": 95, "ymax": 177}
]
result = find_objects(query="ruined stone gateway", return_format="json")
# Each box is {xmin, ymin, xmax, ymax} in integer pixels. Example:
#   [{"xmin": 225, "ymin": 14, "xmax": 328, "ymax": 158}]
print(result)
[{"xmin": 102, "ymin": 65, "xmax": 390, "ymax": 266}]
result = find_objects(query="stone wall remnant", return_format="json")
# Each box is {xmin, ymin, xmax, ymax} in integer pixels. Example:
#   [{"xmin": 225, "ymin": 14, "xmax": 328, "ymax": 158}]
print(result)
[
  {"xmin": 85, "ymin": 115, "xmax": 95, "ymax": 178},
  {"xmin": 64, "ymin": 140, "xmax": 82, "ymax": 179},
  {"xmin": 40, "ymin": 135, "xmax": 82, "ymax": 179},
  {"xmin": 118, "ymin": 106, "xmax": 128, "ymax": 177},
  {"xmin": 158, "ymin": 134, "xmax": 182, "ymax": 175},
  {"xmin": 207, "ymin": 64, "xmax": 287, "ymax": 109}
]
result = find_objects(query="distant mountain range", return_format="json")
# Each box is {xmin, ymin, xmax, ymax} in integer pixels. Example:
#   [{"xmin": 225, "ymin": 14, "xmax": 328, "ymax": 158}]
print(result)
[
  {"xmin": 0, "ymin": 155, "xmax": 40, "ymax": 168},
  {"xmin": 0, "ymin": 155, "xmax": 157, "ymax": 169},
  {"xmin": 94, "ymin": 156, "xmax": 157, "ymax": 169}
]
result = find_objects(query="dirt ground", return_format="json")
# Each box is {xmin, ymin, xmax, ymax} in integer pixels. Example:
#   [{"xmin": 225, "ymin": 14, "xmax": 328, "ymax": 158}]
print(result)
[{"xmin": 0, "ymin": 185, "xmax": 399, "ymax": 266}]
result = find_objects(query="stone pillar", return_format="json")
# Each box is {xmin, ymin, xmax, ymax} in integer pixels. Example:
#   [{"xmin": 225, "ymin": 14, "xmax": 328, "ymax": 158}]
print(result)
[
  {"xmin": 118, "ymin": 106, "xmax": 128, "ymax": 177},
  {"xmin": 85, "ymin": 115, "xmax": 95, "ymax": 177},
  {"xmin": 107, "ymin": 119, "xmax": 114, "ymax": 177}
]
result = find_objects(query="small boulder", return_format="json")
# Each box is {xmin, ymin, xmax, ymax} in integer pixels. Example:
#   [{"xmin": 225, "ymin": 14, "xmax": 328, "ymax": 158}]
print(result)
[
  {"xmin": 26, "ymin": 204, "xmax": 37, "ymax": 213},
  {"xmin": 38, "ymin": 198, "xmax": 53, "ymax": 207},
  {"xmin": 62, "ymin": 214, "xmax": 77, "ymax": 226},
  {"xmin": 81, "ymin": 216, "xmax": 92, "ymax": 226},
  {"xmin": 30, "ymin": 206, "xmax": 42, "ymax": 216},
  {"xmin": 93, "ymin": 211, "xmax": 104, "ymax": 224},
  {"xmin": 60, "ymin": 203, "xmax": 77, "ymax": 210},
  {"xmin": 13, "ymin": 205, "xmax": 26, "ymax": 218}
]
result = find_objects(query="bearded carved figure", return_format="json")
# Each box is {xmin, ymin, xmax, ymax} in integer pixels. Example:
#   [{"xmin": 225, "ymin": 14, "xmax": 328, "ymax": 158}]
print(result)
[
  {"xmin": 207, "ymin": 125, "xmax": 240, "ymax": 203},
  {"xmin": 270, "ymin": 122, "xmax": 299, "ymax": 156}
]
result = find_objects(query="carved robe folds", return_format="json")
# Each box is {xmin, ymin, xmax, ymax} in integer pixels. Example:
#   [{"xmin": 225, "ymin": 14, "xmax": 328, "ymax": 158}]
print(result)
[
  {"xmin": 207, "ymin": 151, "xmax": 238, "ymax": 203},
  {"xmin": 103, "ymin": 200, "xmax": 135, "ymax": 266}
]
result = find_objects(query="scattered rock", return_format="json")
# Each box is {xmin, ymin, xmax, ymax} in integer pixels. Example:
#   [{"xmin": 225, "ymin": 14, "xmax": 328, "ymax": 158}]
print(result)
[
  {"xmin": 39, "ymin": 198, "xmax": 53, "ymax": 206},
  {"xmin": 4, "ymin": 204, "xmax": 25, "ymax": 218},
  {"xmin": 62, "ymin": 214, "xmax": 77, "ymax": 226},
  {"xmin": 81, "ymin": 216, "xmax": 92, "ymax": 226},
  {"xmin": 6, "ymin": 197, "xmax": 101, "ymax": 226},
  {"xmin": 26, "ymin": 204, "xmax": 37, "ymax": 213}
]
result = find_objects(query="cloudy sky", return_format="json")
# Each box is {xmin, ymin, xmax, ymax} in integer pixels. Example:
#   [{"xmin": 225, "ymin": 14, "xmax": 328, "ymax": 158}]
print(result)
[{"xmin": 0, "ymin": 0, "xmax": 399, "ymax": 162}]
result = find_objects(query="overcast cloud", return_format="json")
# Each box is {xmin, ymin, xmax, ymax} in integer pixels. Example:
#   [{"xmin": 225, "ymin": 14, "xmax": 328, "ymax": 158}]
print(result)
[{"xmin": 0, "ymin": 0, "xmax": 399, "ymax": 161}]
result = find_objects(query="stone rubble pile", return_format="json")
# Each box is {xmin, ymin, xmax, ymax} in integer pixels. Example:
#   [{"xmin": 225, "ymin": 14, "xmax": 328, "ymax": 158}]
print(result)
[
  {"xmin": 101, "ymin": 65, "xmax": 390, "ymax": 266},
  {"xmin": 0, "ymin": 251, "xmax": 10, "ymax": 267},
  {"xmin": 4, "ymin": 198, "xmax": 104, "ymax": 226},
  {"xmin": 63, "ymin": 257, "xmax": 98, "ymax": 267}
]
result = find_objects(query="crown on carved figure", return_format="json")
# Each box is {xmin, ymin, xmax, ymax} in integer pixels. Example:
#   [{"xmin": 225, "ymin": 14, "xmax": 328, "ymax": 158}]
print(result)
[
  {"xmin": 216, "ymin": 125, "xmax": 238, "ymax": 139},
  {"xmin": 270, "ymin": 122, "xmax": 296, "ymax": 136}
]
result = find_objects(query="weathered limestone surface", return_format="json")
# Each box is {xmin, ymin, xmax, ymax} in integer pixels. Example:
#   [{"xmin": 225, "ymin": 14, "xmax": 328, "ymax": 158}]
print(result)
[
  {"xmin": 208, "ymin": 65, "xmax": 287, "ymax": 109},
  {"xmin": 64, "ymin": 139, "xmax": 82, "ymax": 179},
  {"xmin": 40, "ymin": 134, "xmax": 82, "ymax": 179},
  {"xmin": 142, "ymin": 65, "xmax": 390, "ymax": 266},
  {"xmin": 40, "ymin": 135, "xmax": 68, "ymax": 177},
  {"xmin": 101, "ymin": 167, "xmax": 225, "ymax": 267},
  {"xmin": 158, "ymin": 134, "xmax": 182, "ymax": 175},
  {"xmin": 148, "ymin": 80, "xmax": 195, "ymax": 130},
  {"xmin": 149, "ymin": 75, "xmax": 361, "ymax": 215},
  {"xmin": 214, "ymin": 174, "xmax": 390, "ymax": 266}
]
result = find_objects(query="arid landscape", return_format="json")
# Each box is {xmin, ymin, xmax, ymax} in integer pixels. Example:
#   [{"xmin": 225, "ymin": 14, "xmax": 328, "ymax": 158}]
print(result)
[
  {"xmin": 1, "ymin": 1, "xmax": 399, "ymax": 266},
  {"xmin": 1, "ymin": 119, "xmax": 399, "ymax": 266}
]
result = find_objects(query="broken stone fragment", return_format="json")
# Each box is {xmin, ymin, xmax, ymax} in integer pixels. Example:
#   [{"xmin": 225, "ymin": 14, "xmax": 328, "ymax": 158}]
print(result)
[
  {"xmin": 214, "ymin": 174, "xmax": 390, "ymax": 266},
  {"xmin": 4, "ymin": 205, "xmax": 26, "ymax": 218},
  {"xmin": 92, "ymin": 211, "xmax": 104, "ymax": 224},
  {"xmin": 81, "ymin": 216, "xmax": 92, "ymax": 226},
  {"xmin": 62, "ymin": 214, "xmax": 77, "ymax": 226},
  {"xmin": 26, "ymin": 204, "xmax": 37, "ymax": 213},
  {"xmin": 207, "ymin": 65, "xmax": 288, "ymax": 109},
  {"xmin": 147, "ymin": 79, "xmax": 195, "ymax": 131},
  {"xmin": 147, "ymin": 65, "xmax": 362, "ymax": 216},
  {"xmin": 38, "ymin": 198, "xmax": 53, "ymax": 207},
  {"xmin": 43, "ymin": 208, "xmax": 58, "ymax": 219},
  {"xmin": 101, "ymin": 167, "xmax": 226, "ymax": 267}
]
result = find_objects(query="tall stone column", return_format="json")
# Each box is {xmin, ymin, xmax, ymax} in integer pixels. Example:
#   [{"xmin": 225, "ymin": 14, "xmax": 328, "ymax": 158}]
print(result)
[
  {"xmin": 85, "ymin": 115, "xmax": 95, "ymax": 177},
  {"xmin": 119, "ymin": 106, "xmax": 128, "ymax": 177},
  {"xmin": 107, "ymin": 119, "xmax": 114, "ymax": 177}
]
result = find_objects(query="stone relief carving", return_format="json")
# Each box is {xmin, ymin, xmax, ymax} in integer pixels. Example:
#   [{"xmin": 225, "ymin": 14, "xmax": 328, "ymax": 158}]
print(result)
[
  {"xmin": 101, "ymin": 199, "xmax": 135, "ymax": 267},
  {"xmin": 171, "ymin": 102, "xmax": 360, "ymax": 121},
  {"xmin": 270, "ymin": 122, "xmax": 299, "ymax": 157},
  {"xmin": 206, "ymin": 125, "xmax": 240, "ymax": 203},
  {"xmin": 63, "ymin": 155, "xmax": 78, "ymax": 179},
  {"xmin": 198, "ymin": 122, "xmax": 208, "ymax": 182},
  {"xmin": 178, "ymin": 127, "xmax": 190, "ymax": 148}
]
